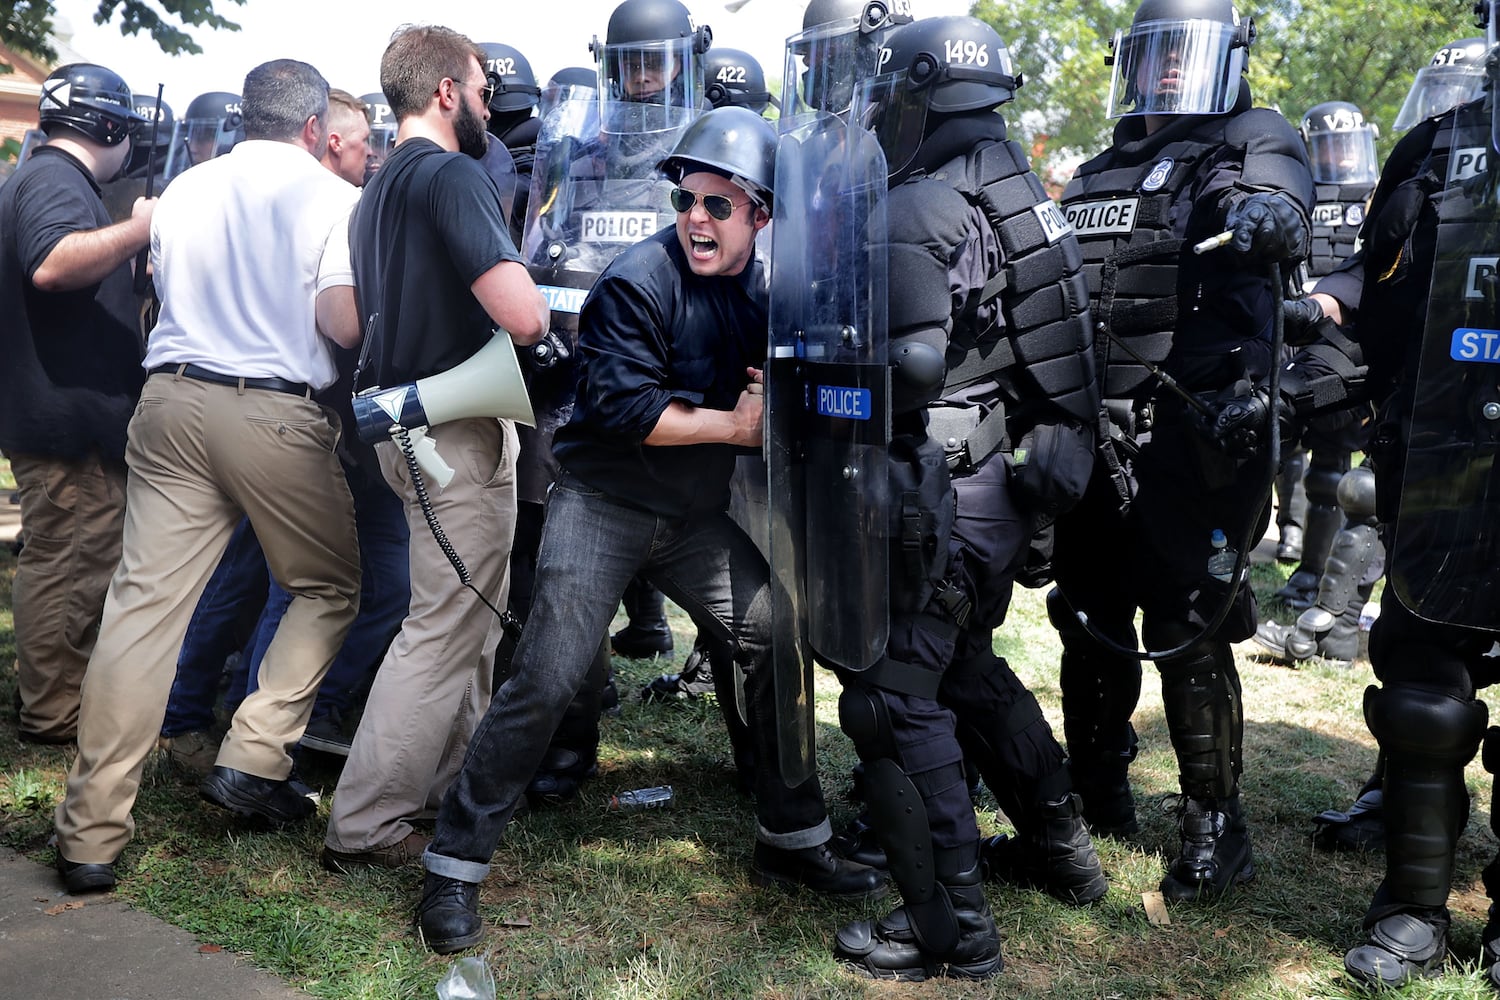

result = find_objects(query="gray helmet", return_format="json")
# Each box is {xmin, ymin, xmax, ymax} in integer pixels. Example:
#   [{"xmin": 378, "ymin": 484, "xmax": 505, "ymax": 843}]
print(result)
[
  {"xmin": 1300, "ymin": 101, "xmax": 1379, "ymax": 185},
  {"xmin": 1106, "ymin": 0, "xmax": 1254, "ymax": 117},
  {"xmin": 704, "ymin": 47, "xmax": 773, "ymax": 113},
  {"xmin": 38, "ymin": 63, "xmax": 148, "ymax": 146},
  {"xmin": 852, "ymin": 16, "xmax": 1019, "ymax": 180},
  {"xmin": 478, "ymin": 42, "xmax": 541, "ymax": 114},
  {"xmin": 658, "ymin": 105, "xmax": 777, "ymax": 210},
  {"xmin": 1393, "ymin": 37, "xmax": 1488, "ymax": 130}
]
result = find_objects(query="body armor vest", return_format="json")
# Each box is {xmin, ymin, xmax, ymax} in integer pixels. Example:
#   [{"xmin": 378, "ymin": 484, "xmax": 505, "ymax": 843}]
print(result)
[
  {"xmin": 1061, "ymin": 124, "xmax": 1226, "ymax": 400},
  {"xmin": 1306, "ymin": 181, "xmax": 1374, "ymax": 278},
  {"xmin": 932, "ymin": 139, "xmax": 1097, "ymax": 427}
]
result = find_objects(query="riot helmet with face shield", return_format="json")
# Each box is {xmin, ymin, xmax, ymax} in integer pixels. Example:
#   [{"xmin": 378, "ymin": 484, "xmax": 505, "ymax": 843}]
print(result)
[
  {"xmin": 478, "ymin": 42, "xmax": 541, "ymax": 116},
  {"xmin": 1301, "ymin": 101, "xmax": 1380, "ymax": 185},
  {"xmin": 589, "ymin": 0, "xmax": 710, "ymax": 127},
  {"xmin": 783, "ymin": 0, "xmax": 913, "ymax": 121},
  {"xmin": 165, "ymin": 90, "xmax": 242, "ymax": 178},
  {"xmin": 360, "ymin": 91, "xmax": 397, "ymax": 180},
  {"xmin": 126, "ymin": 91, "xmax": 173, "ymax": 176},
  {"xmin": 850, "ymin": 15, "xmax": 1019, "ymax": 182},
  {"xmin": 1393, "ymin": 37, "xmax": 1488, "ymax": 130},
  {"xmin": 1104, "ymin": 0, "xmax": 1254, "ymax": 118}
]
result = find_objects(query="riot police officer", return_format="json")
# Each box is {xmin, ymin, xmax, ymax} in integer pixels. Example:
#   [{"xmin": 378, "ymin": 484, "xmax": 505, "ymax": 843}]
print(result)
[
  {"xmin": 704, "ymin": 46, "xmax": 775, "ymax": 114},
  {"xmin": 1209, "ymin": 7, "xmax": 1500, "ymax": 984},
  {"xmin": 774, "ymin": 15, "xmax": 1105, "ymax": 980},
  {"xmin": 1048, "ymin": 0, "xmax": 1312, "ymax": 903},
  {"xmin": 100, "ymin": 91, "xmax": 171, "ymax": 224},
  {"xmin": 359, "ymin": 91, "xmax": 395, "ymax": 183},
  {"xmin": 1261, "ymin": 100, "xmax": 1382, "ymax": 613},
  {"xmin": 479, "ymin": 41, "xmax": 541, "ymax": 245},
  {"xmin": 164, "ymin": 90, "xmax": 242, "ymax": 179}
]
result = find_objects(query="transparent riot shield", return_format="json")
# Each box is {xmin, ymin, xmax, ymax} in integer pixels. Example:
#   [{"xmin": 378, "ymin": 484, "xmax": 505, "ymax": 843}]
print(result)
[
  {"xmin": 515, "ymin": 97, "xmax": 697, "ymax": 503},
  {"xmin": 767, "ymin": 113, "xmax": 889, "ymax": 783},
  {"xmin": 1389, "ymin": 101, "xmax": 1500, "ymax": 629}
]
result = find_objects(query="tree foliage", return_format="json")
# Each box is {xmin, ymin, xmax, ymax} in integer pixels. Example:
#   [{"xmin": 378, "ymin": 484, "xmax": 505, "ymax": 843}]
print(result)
[
  {"xmin": 1, "ymin": 0, "xmax": 243, "ymax": 69},
  {"xmin": 973, "ymin": 0, "xmax": 1474, "ymax": 180}
]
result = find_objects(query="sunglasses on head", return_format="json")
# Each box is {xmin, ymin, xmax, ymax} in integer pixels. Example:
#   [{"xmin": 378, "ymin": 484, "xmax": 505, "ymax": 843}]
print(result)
[{"xmin": 669, "ymin": 186, "xmax": 747, "ymax": 221}]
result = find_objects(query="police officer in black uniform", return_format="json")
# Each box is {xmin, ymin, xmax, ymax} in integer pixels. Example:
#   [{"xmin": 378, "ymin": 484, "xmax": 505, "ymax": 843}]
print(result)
[
  {"xmin": 804, "ymin": 15, "xmax": 1104, "ymax": 981},
  {"xmin": 1048, "ymin": 0, "xmax": 1312, "ymax": 902},
  {"xmin": 163, "ymin": 90, "xmax": 242, "ymax": 179},
  {"xmin": 1211, "ymin": 7, "xmax": 1500, "ymax": 984},
  {"xmin": 479, "ymin": 41, "xmax": 541, "ymax": 246}
]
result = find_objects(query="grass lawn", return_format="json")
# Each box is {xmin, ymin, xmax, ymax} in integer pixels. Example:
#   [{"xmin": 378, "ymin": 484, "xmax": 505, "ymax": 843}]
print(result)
[{"xmin": 1, "ymin": 482, "xmax": 1495, "ymax": 999}]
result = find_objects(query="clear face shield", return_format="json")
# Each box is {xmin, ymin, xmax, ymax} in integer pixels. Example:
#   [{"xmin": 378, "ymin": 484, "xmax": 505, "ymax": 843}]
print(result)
[
  {"xmin": 1308, "ymin": 125, "xmax": 1379, "ymax": 184},
  {"xmin": 164, "ymin": 116, "xmax": 241, "ymax": 179},
  {"xmin": 1105, "ymin": 17, "xmax": 1247, "ymax": 118},
  {"xmin": 1394, "ymin": 62, "xmax": 1485, "ymax": 131},
  {"xmin": 850, "ymin": 63, "xmax": 928, "ymax": 182},
  {"xmin": 782, "ymin": 13, "xmax": 889, "ymax": 122},
  {"xmin": 596, "ymin": 36, "xmax": 701, "ymax": 131},
  {"xmin": 540, "ymin": 81, "xmax": 598, "ymax": 121}
]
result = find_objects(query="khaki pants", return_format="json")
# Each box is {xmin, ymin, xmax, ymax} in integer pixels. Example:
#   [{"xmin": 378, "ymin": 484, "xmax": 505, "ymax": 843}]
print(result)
[
  {"xmin": 8, "ymin": 452, "xmax": 126, "ymax": 741},
  {"xmin": 325, "ymin": 417, "xmax": 516, "ymax": 854},
  {"xmin": 54, "ymin": 373, "xmax": 360, "ymax": 863}
]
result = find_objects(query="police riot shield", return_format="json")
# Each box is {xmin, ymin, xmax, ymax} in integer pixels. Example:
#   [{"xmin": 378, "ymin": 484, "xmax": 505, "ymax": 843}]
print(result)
[
  {"xmin": 1389, "ymin": 102, "xmax": 1500, "ymax": 630},
  {"xmin": 514, "ymin": 96, "xmax": 696, "ymax": 503},
  {"xmin": 767, "ymin": 113, "xmax": 889, "ymax": 783}
]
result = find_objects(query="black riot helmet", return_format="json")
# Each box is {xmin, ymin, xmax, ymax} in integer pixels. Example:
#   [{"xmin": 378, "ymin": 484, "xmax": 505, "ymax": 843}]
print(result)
[
  {"xmin": 1105, "ymin": 0, "xmax": 1254, "ymax": 118},
  {"xmin": 658, "ymin": 105, "xmax": 777, "ymax": 210},
  {"xmin": 37, "ymin": 63, "xmax": 149, "ymax": 147},
  {"xmin": 851, "ymin": 16, "xmax": 1019, "ymax": 180},
  {"xmin": 784, "ymin": 0, "xmax": 913, "ymax": 121},
  {"xmin": 478, "ymin": 42, "xmax": 541, "ymax": 115},
  {"xmin": 704, "ymin": 47, "xmax": 775, "ymax": 114},
  {"xmin": 125, "ymin": 91, "xmax": 173, "ymax": 175},
  {"xmin": 1393, "ymin": 37, "xmax": 1488, "ymax": 130},
  {"xmin": 360, "ymin": 91, "xmax": 397, "ymax": 178},
  {"xmin": 165, "ymin": 90, "xmax": 243, "ymax": 178},
  {"xmin": 590, "ymin": 0, "xmax": 711, "ymax": 114},
  {"xmin": 1300, "ymin": 101, "xmax": 1379, "ymax": 185}
]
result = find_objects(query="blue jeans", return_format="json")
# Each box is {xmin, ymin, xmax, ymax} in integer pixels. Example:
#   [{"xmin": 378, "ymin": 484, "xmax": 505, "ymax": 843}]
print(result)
[
  {"xmin": 160, "ymin": 518, "xmax": 266, "ymax": 737},
  {"xmin": 230, "ymin": 466, "xmax": 409, "ymax": 721},
  {"xmin": 425, "ymin": 472, "xmax": 833, "ymax": 880}
]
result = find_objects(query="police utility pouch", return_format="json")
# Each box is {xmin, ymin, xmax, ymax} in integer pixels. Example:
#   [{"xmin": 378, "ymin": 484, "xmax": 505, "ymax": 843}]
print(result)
[{"xmin": 888, "ymin": 433, "xmax": 954, "ymax": 615}]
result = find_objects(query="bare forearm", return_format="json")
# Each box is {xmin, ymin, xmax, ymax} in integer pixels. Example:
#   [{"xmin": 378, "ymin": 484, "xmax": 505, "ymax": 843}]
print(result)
[
  {"xmin": 32, "ymin": 217, "xmax": 150, "ymax": 292},
  {"xmin": 645, "ymin": 399, "xmax": 753, "ymax": 446}
]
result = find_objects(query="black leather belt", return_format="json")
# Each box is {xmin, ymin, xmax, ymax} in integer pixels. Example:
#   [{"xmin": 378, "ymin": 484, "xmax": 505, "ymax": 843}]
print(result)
[{"xmin": 151, "ymin": 363, "xmax": 312, "ymax": 398}]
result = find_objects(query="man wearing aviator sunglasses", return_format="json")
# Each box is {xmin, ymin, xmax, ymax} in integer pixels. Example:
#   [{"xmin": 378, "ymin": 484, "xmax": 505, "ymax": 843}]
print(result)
[{"xmin": 418, "ymin": 107, "xmax": 887, "ymax": 953}]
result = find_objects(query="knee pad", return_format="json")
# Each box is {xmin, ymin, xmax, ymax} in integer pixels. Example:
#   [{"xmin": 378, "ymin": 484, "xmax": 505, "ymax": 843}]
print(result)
[
  {"xmin": 1046, "ymin": 587, "xmax": 1086, "ymax": 641},
  {"xmin": 1304, "ymin": 463, "xmax": 1344, "ymax": 509},
  {"xmin": 1336, "ymin": 466, "xmax": 1377, "ymax": 524},
  {"xmin": 839, "ymin": 684, "xmax": 897, "ymax": 761},
  {"xmin": 1365, "ymin": 684, "xmax": 1486, "ymax": 763},
  {"xmin": 1141, "ymin": 616, "xmax": 1203, "ymax": 658}
]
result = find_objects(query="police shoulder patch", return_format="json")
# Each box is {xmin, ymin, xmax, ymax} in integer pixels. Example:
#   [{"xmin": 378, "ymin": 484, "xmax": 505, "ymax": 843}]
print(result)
[{"xmin": 1141, "ymin": 157, "xmax": 1174, "ymax": 192}]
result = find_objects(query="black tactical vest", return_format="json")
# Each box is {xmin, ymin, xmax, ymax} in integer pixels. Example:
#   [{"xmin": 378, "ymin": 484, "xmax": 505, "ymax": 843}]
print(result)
[
  {"xmin": 1306, "ymin": 181, "xmax": 1374, "ymax": 278},
  {"xmin": 1061, "ymin": 123, "xmax": 1226, "ymax": 399}
]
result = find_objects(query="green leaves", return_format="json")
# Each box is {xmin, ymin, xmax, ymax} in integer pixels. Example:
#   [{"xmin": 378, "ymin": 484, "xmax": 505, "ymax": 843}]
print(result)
[{"xmin": 0, "ymin": 0, "xmax": 243, "ymax": 72}]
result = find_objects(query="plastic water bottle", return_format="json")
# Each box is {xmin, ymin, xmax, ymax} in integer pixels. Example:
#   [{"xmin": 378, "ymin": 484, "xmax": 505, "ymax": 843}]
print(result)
[
  {"xmin": 1207, "ymin": 529, "xmax": 1238, "ymax": 583},
  {"xmin": 608, "ymin": 785, "xmax": 675, "ymax": 811}
]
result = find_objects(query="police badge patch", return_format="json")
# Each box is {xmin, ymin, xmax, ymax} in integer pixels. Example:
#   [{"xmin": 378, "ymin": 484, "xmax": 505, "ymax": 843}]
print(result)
[{"xmin": 1141, "ymin": 157, "xmax": 1174, "ymax": 192}]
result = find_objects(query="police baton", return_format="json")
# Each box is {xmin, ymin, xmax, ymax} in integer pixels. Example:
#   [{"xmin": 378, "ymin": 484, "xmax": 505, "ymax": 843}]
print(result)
[{"xmin": 132, "ymin": 84, "xmax": 164, "ymax": 296}]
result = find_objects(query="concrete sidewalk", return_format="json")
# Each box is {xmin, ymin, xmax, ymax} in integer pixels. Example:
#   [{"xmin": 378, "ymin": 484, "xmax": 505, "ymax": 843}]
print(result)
[{"xmin": 0, "ymin": 847, "xmax": 307, "ymax": 1000}]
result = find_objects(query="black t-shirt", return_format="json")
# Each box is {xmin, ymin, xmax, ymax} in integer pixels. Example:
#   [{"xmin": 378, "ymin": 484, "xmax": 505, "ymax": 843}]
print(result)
[
  {"xmin": 352, "ymin": 137, "xmax": 524, "ymax": 388},
  {"xmin": 554, "ymin": 228, "xmax": 768, "ymax": 518},
  {"xmin": 0, "ymin": 145, "xmax": 145, "ymax": 462}
]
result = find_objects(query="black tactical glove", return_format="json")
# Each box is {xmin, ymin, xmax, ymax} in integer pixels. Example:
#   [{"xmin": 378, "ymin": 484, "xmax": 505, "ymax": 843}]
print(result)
[
  {"xmin": 1281, "ymin": 296, "xmax": 1341, "ymax": 347},
  {"xmin": 1225, "ymin": 192, "xmax": 1308, "ymax": 263},
  {"xmin": 1012, "ymin": 421, "xmax": 1096, "ymax": 521},
  {"xmin": 1209, "ymin": 383, "xmax": 1294, "ymax": 459}
]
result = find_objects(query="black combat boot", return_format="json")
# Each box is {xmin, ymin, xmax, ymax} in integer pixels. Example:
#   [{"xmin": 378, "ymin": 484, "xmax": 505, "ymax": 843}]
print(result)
[
  {"xmin": 1159, "ymin": 793, "xmax": 1254, "ymax": 901},
  {"xmin": 640, "ymin": 633, "xmax": 716, "ymax": 701},
  {"xmin": 612, "ymin": 576, "xmax": 673, "ymax": 658},
  {"xmin": 1312, "ymin": 762, "xmax": 1386, "ymax": 852},
  {"xmin": 980, "ymin": 792, "xmax": 1108, "ymax": 904},
  {"xmin": 834, "ymin": 849, "xmax": 1002, "ymax": 981},
  {"xmin": 417, "ymin": 872, "xmax": 484, "ymax": 954}
]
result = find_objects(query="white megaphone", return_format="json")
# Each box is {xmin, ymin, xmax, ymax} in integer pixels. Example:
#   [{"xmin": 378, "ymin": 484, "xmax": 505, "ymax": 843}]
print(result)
[{"xmin": 351, "ymin": 331, "xmax": 535, "ymax": 488}]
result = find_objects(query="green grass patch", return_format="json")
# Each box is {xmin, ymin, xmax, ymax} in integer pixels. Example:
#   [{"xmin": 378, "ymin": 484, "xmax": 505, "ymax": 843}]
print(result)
[{"xmin": 0, "ymin": 538, "xmax": 1492, "ymax": 998}]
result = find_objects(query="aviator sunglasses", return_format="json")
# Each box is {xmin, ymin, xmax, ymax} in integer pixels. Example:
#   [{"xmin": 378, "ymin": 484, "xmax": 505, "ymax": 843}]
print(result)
[{"xmin": 669, "ymin": 186, "xmax": 748, "ymax": 221}]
